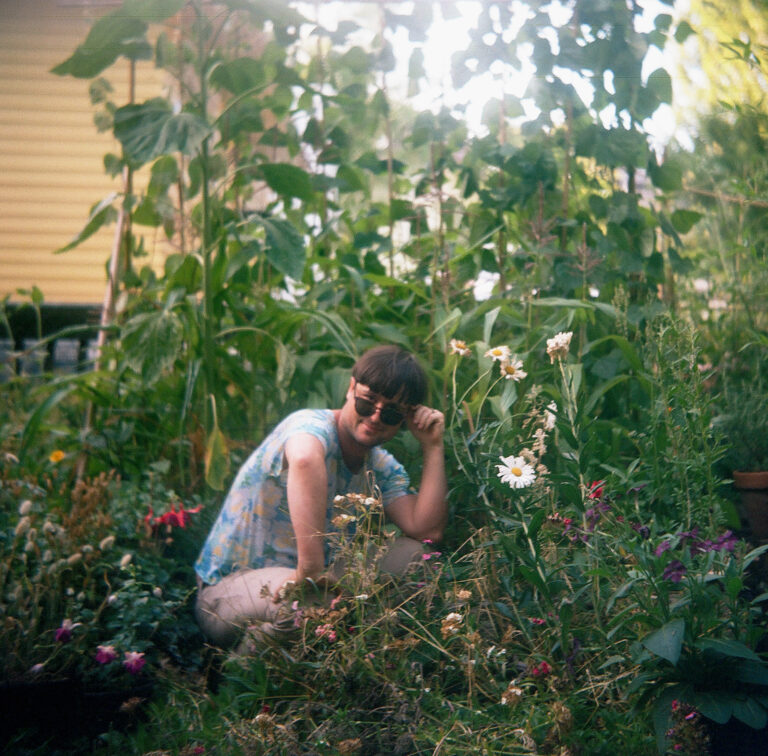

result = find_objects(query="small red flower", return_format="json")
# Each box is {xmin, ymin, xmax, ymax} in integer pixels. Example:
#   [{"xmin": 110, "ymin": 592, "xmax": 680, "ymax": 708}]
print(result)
[
  {"xmin": 531, "ymin": 660, "xmax": 552, "ymax": 677},
  {"xmin": 588, "ymin": 480, "xmax": 605, "ymax": 500}
]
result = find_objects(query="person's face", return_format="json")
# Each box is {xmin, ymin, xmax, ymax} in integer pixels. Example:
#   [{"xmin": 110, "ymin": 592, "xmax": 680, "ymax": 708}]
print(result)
[{"xmin": 341, "ymin": 378, "xmax": 410, "ymax": 447}]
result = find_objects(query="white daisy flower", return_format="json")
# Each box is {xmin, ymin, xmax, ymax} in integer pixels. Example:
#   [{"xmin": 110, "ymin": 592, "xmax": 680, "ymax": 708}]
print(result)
[
  {"xmin": 485, "ymin": 345, "xmax": 511, "ymax": 362},
  {"xmin": 449, "ymin": 338, "xmax": 471, "ymax": 357},
  {"xmin": 500, "ymin": 358, "xmax": 527, "ymax": 381},
  {"xmin": 496, "ymin": 455, "xmax": 536, "ymax": 489}
]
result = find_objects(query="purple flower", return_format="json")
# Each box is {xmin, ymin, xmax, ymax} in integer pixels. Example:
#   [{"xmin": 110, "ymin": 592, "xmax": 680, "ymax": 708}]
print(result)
[
  {"xmin": 95, "ymin": 645, "xmax": 117, "ymax": 665},
  {"xmin": 55, "ymin": 618, "xmax": 77, "ymax": 643},
  {"xmin": 662, "ymin": 560, "xmax": 687, "ymax": 583},
  {"xmin": 123, "ymin": 651, "xmax": 146, "ymax": 675},
  {"xmin": 655, "ymin": 540, "xmax": 672, "ymax": 557},
  {"xmin": 632, "ymin": 523, "xmax": 650, "ymax": 539},
  {"xmin": 714, "ymin": 530, "xmax": 738, "ymax": 552},
  {"xmin": 676, "ymin": 527, "xmax": 699, "ymax": 542}
]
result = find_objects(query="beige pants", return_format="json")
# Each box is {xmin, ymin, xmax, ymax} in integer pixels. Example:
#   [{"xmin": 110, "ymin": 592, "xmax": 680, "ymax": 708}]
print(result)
[{"xmin": 195, "ymin": 536, "xmax": 427, "ymax": 649}]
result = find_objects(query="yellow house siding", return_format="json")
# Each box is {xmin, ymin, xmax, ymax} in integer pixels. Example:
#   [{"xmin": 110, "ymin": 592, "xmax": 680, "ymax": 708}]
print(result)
[{"xmin": 0, "ymin": 0, "xmax": 167, "ymax": 305}]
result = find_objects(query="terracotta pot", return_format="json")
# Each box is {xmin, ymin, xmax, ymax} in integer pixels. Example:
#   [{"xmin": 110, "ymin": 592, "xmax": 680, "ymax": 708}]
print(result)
[{"xmin": 733, "ymin": 470, "xmax": 768, "ymax": 539}]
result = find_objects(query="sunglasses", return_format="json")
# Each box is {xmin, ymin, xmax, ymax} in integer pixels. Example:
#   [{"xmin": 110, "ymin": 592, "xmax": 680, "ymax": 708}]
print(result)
[{"xmin": 353, "ymin": 387, "xmax": 408, "ymax": 426}]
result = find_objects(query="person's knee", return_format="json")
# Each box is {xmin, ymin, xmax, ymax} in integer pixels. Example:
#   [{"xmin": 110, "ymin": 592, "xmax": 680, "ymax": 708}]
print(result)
[
  {"xmin": 195, "ymin": 593, "xmax": 243, "ymax": 648},
  {"xmin": 377, "ymin": 536, "xmax": 428, "ymax": 576}
]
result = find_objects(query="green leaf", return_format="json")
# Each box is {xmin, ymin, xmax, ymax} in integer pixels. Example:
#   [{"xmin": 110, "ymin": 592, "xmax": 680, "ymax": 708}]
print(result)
[
  {"xmin": 670, "ymin": 209, "xmax": 702, "ymax": 234},
  {"xmin": 674, "ymin": 21, "xmax": 696, "ymax": 44},
  {"xmin": 259, "ymin": 163, "xmax": 315, "ymax": 202},
  {"xmin": 19, "ymin": 384, "xmax": 77, "ymax": 464},
  {"xmin": 646, "ymin": 68, "xmax": 673, "ymax": 105},
  {"xmin": 728, "ymin": 660, "xmax": 768, "ymax": 686},
  {"xmin": 691, "ymin": 690, "xmax": 733, "ymax": 724},
  {"xmin": 114, "ymin": 99, "xmax": 209, "ymax": 165},
  {"xmin": 210, "ymin": 57, "xmax": 267, "ymax": 94},
  {"xmin": 642, "ymin": 619, "xmax": 685, "ymax": 665},
  {"xmin": 697, "ymin": 637, "xmax": 764, "ymax": 662},
  {"xmin": 205, "ymin": 404, "xmax": 230, "ymax": 491},
  {"xmin": 732, "ymin": 697, "xmax": 768, "ymax": 729},
  {"xmin": 51, "ymin": 15, "xmax": 148, "ymax": 78},
  {"xmin": 55, "ymin": 193, "xmax": 118, "ymax": 253},
  {"xmin": 649, "ymin": 157, "xmax": 683, "ymax": 191},
  {"xmin": 121, "ymin": 309, "xmax": 184, "ymax": 383},
  {"xmin": 483, "ymin": 306, "xmax": 501, "ymax": 344},
  {"xmin": 261, "ymin": 216, "xmax": 306, "ymax": 280}
]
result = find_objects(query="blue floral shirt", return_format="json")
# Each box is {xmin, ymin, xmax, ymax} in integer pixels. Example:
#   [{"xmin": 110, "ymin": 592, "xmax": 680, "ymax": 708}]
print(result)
[{"xmin": 194, "ymin": 409, "xmax": 412, "ymax": 585}]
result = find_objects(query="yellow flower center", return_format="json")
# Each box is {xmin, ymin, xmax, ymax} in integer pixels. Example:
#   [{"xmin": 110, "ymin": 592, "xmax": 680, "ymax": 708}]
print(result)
[{"xmin": 511, "ymin": 467, "xmax": 523, "ymax": 477}]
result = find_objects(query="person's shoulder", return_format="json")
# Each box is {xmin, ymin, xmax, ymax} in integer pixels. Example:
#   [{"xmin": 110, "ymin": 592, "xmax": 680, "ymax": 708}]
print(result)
[{"xmin": 278, "ymin": 408, "xmax": 335, "ymax": 437}]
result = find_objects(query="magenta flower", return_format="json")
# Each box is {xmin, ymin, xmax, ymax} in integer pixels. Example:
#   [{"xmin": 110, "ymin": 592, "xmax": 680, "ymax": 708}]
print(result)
[
  {"xmin": 123, "ymin": 651, "xmax": 146, "ymax": 675},
  {"xmin": 95, "ymin": 644, "xmax": 118, "ymax": 664},
  {"xmin": 530, "ymin": 660, "xmax": 552, "ymax": 677},
  {"xmin": 55, "ymin": 618, "xmax": 77, "ymax": 643}
]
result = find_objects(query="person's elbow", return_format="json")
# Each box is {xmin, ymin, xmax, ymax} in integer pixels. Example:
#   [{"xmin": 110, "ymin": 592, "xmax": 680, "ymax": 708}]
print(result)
[{"xmin": 408, "ymin": 517, "xmax": 446, "ymax": 544}]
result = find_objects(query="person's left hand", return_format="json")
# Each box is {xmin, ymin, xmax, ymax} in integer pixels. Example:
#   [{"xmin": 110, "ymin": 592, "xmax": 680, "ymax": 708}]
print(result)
[{"xmin": 407, "ymin": 405, "xmax": 445, "ymax": 448}]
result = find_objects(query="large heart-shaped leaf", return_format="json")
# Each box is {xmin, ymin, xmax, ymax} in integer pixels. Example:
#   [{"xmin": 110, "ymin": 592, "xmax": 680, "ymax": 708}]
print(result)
[
  {"xmin": 114, "ymin": 99, "xmax": 209, "ymax": 165},
  {"xmin": 642, "ymin": 619, "xmax": 685, "ymax": 665},
  {"xmin": 51, "ymin": 1, "xmax": 185, "ymax": 78},
  {"xmin": 261, "ymin": 216, "xmax": 306, "ymax": 280},
  {"xmin": 259, "ymin": 163, "xmax": 315, "ymax": 202}
]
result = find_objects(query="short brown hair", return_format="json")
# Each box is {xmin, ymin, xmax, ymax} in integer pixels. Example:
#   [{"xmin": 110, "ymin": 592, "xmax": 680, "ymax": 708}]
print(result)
[{"xmin": 351, "ymin": 346, "xmax": 427, "ymax": 406}]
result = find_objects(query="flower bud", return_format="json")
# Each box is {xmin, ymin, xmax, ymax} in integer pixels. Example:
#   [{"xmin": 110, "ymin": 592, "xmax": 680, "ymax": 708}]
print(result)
[
  {"xmin": 99, "ymin": 535, "xmax": 115, "ymax": 552},
  {"xmin": 67, "ymin": 553, "xmax": 83, "ymax": 566},
  {"xmin": 18, "ymin": 500, "xmax": 33, "ymax": 516},
  {"xmin": 15, "ymin": 516, "xmax": 31, "ymax": 537},
  {"xmin": 119, "ymin": 553, "xmax": 132, "ymax": 568}
]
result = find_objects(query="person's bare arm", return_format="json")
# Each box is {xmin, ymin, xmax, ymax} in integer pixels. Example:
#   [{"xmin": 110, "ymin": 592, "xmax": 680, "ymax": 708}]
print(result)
[
  {"xmin": 384, "ymin": 405, "xmax": 447, "ymax": 542},
  {"xmin": 273, "ymin": 433, "xmax": 328, "ymax": 600}
]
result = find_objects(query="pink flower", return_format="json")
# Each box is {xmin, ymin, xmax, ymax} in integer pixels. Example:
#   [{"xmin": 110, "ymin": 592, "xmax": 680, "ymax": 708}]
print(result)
[
  {"xmin": 95, "ymin": 645, "xmax": 118, "ymax": 664},
  {"xmin": 529, "ymin": 617, "xmax": 546, "ymax": 626},
  {"xmin": 314, "ymin": 623, "xmax": 337, "ymax": 642},
  {"xmin": 123, "ymin": 651, "xmax": 146, "ymax": 675}
]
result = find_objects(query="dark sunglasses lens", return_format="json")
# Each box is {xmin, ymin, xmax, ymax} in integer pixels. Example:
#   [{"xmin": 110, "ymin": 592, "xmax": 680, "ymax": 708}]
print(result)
[
  {"xmin": 354, "ymin": 396, "xmax": 375, "ymax": 417},
  {"xmin": 380, "ymin": 406, "xmax": 405, "ymax": 426},
  {"xmin": 354, "ymin": 396, "xmax": 404, "ymax": 426}
]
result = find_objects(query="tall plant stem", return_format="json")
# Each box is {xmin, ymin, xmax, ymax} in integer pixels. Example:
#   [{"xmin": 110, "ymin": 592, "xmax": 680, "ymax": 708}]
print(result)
[{"xmin": 196, "ymin": 2, "xmax": 215, "ymax": 434}]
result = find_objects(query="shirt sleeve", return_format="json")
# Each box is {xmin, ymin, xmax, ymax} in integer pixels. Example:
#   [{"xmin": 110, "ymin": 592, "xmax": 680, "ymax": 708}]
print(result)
[{"xmin": 369, "ymin": 447, "xmax": 412, "ymax": 506}]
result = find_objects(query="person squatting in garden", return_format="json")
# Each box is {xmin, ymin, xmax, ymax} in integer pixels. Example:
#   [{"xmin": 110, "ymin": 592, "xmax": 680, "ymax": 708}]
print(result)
[{"xmin": 194, "ymin": 345, "xmax": 448, "ymax": 649}]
